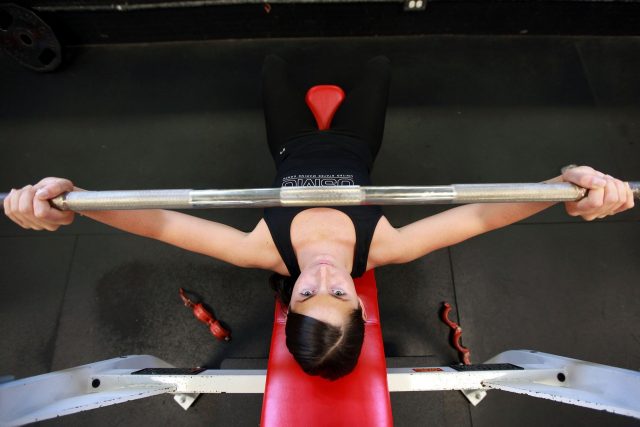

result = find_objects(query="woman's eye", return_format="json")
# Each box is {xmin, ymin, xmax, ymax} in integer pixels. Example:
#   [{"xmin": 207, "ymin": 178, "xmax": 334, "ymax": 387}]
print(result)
[
  {"xmin": 301, "ymin": 290, "xmax": 313, "ymax": 297},
  {"xmin": 332, "ymin": 289, "xmax": 345, "ymax": 296}
]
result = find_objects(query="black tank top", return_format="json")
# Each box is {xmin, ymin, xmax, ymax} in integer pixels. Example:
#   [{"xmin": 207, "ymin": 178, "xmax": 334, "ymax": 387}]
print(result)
[{"xmin": 264, "ymin": 132, "xmax": 383, "ymax": 278}]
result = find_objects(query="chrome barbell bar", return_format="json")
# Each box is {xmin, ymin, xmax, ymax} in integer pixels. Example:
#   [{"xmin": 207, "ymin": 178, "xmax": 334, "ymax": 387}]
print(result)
[{"xmin": 1, "ymin": 182, "xmax": 639, "ymax": 211}]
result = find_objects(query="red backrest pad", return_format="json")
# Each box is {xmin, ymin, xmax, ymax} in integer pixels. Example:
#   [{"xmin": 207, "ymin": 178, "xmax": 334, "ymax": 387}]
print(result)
[{"xmin": 260, "ymin": 270, "xmax": 393, "ymax": 427}]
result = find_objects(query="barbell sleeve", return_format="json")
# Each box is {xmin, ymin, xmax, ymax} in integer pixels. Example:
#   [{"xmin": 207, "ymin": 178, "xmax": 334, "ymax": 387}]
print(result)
[{"xmin": 1, "ymin": 182, "xmax": 638, "ymax": 211}]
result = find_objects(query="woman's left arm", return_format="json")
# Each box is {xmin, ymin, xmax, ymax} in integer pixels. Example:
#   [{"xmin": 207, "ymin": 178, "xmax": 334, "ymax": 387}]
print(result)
[{"xmin": 381, "ymin": 166, "xmax": 634, "ymax": 265}]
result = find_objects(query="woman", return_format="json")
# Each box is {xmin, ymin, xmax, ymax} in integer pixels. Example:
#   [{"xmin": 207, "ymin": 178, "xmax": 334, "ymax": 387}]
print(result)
[{"xmin": 3, "ymin": 55, "xmax": 635, "ymax": 380}]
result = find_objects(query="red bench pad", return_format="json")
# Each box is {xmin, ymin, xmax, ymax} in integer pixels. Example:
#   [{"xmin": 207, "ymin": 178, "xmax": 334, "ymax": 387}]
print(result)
[{"xmin": 260, "ymin": 269, "xmax": 392, "ymax": 427}]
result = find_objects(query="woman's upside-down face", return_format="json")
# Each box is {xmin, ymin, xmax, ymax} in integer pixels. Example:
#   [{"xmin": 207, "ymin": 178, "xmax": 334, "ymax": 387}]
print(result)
[{"xmin": 290, "ymin": 256, "xmax": 365, "ymax": 326}]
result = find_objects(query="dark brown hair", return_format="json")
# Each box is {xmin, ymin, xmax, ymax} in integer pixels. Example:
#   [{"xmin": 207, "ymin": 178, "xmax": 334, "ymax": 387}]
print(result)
[{"xmin": 269, "ymin": 273, "xmax": 365, "ymax": 380}]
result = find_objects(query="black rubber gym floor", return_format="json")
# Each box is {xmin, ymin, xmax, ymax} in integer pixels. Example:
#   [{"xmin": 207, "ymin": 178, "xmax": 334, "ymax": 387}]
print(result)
[{"xmin": 1, "ymin": 35, "xmax": 639, "ymax": 426}]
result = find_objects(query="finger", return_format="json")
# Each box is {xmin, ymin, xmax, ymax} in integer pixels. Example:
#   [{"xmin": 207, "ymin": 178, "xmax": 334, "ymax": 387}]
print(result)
[
  {"xmin": 563, "ymin": 165, "xmax": 597, "ymax": 175},
  {"xmin": 3, "ymin": 189, "xmax": 12, "ymax": 217},
  {"xmin": 570, "ymin": 196, "xmax": 600, "ymax": 220},
  {"xmin": 13, "ymin": 188, "xmax": 35, "ymax": 229},
  {"xmin": 42, "ymin": 222, "xmax": 61, "ymax": 232},
  {"xmin": 10, "ymin": 188, "xmax": 27, "ymax": 227},
  {"xmin": 562, "ymin": 167, "xmax": 607, "ymax": 190},
  {"xmin": 601, "ymin": 177, "xmax": 620, "ymax": 214},
  {"xmin": 17, "ymin": 186, "xmax": 46, "ymax": 230},
  {"xmin": 35, "ymin": 178, "xmax": 74, "ymax": 200},
  {"xmin": 32, "ymin": 203, "xmax": 65, "ymax": 231},
  {"xmin": 59, "ymin": 211, "xmax": 75, "ymax": 225},
  {"xmin": 50, "ymin": 211, "xmax": 74, "ymax": 227},
  {"xmin": 33, "ymin": 196, "xmax": 74, "ymax": 224},
  {"xmin": 34, "ymin": 176, "xmax": 73, "ymax": 189},
  {"xmin": 4, "ymin": 189, "xmax": 26, "ymax": 228},
  {"xmin": 614, "ymin": 181, "xmax": 635, "ymax": 213},
  {"xmin": 626, "ymin": 182, "xmax": 635, "ymax": 209},
  {"xmin": 582, "ymin": 213, "xmax": 599, "ymax": 222},
  {"xmin": 564, "ymin": 202, "xmax": 581, "ymax": 217},
  {"xmin": 17, "ymin": 186, "xmax": 34, "ymax": 215},
  {"xmin": 577, "ymin": 186, "xmax": 604, "ymax": 215},
  {"xmin": 611, "ymin": 179, "xmax": 628, "ymax": 214}
]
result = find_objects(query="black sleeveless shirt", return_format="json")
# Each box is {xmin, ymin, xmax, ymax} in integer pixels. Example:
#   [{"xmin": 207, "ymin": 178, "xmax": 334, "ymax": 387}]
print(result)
[{"xmin": 263, "ymin": 132, "xmax": 383, "ymax": 279}]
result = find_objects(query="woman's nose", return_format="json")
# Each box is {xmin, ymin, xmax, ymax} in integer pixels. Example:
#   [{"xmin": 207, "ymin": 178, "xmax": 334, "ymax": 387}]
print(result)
[{"xmin": 318, "ymin": 264, "xmax": 329, "ymax": 285}]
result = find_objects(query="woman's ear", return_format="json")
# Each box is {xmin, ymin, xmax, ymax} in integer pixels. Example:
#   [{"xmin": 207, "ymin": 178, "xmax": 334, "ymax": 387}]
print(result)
[{"xmin": 358, "ymin": 297, "xmax": 368, "ymax": 321}]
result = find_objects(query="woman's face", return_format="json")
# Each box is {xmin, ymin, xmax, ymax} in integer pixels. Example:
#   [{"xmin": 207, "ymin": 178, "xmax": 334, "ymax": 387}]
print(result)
[{"xmin": 290, "ymin": 256, "xmax": 363, "ymax": 326}]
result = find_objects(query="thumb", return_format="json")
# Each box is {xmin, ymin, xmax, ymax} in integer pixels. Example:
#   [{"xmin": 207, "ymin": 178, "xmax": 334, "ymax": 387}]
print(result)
[
  {"xmin": 35, "ymin": 179, "xmax": 74, "ymax": 200},
  {"xmin": 563, "ymin": 168, "xmax": 607, "ymax": 190}
]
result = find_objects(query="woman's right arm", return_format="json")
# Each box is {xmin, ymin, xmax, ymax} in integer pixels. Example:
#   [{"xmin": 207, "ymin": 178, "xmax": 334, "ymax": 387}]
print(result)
[{"xmin": 3, "ymin": 177, "xmax": 274, "ymax": 269}]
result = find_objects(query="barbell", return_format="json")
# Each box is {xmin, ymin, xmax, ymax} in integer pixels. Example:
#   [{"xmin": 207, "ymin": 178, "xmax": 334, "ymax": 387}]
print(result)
[{"xmin": 1, "ymin": 182, "xmax": 639, "ymax": 211}]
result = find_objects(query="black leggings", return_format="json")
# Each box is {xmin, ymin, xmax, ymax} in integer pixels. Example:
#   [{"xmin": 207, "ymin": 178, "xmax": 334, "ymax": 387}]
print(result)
[{"xmin": 261, "ymin": 54, "xmax": 391, "ymax": 166}]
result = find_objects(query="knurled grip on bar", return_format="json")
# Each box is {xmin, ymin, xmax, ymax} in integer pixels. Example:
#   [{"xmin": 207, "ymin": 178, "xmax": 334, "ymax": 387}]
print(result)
[{"xmin": 52, "ymin": 189, "xmax": 193, "ymax": 210}]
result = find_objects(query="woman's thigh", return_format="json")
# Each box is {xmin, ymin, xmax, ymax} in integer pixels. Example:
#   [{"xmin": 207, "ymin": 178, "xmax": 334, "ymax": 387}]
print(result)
[
  {"xmin": 261, "ymin": 55, "xmax": 317, "ymax": 161},
  {"xmin": 330, "ymin": 56, "xmax": 391, "ymax": 162}
]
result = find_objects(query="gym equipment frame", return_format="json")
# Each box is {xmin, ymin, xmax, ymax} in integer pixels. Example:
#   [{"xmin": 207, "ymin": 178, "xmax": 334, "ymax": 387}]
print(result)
[{"xmin": 1, "ymin": 349, "xmax": 639, "ymax": 426}]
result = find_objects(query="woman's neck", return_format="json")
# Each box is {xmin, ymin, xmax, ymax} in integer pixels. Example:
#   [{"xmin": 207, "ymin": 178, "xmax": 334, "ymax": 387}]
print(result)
[{"xmin": 296, "ymin": 240, "xmax": 354, "ymax": 272}]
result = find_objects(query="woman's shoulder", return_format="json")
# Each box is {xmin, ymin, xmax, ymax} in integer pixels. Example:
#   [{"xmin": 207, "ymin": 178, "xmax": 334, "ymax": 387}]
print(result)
[
  {"xmin": 247, "ymin": 219, "xmax": 288, "ymax": 274},
  {"xmin": 367, "ymin": 215, "xmax": 402, "ymax": 269}
]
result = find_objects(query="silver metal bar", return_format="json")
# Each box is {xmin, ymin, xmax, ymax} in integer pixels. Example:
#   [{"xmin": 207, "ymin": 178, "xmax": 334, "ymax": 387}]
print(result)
[
  {"xmin": 95, "ymin": 369, "xmax": 267, "ymax": 394},
  {"xmin": 0, "ymin": 182, "xmax": 638, "ymax": 211},
  {"xmin": 386, "ymin": 366, "xmax": 562, "ymax": 392}
]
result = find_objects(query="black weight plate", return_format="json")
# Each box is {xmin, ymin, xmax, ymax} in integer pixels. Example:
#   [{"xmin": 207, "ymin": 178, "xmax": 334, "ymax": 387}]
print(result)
[{"xmin": 0, "ymin": 4, "xmax": 61, "ymax": 72}]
